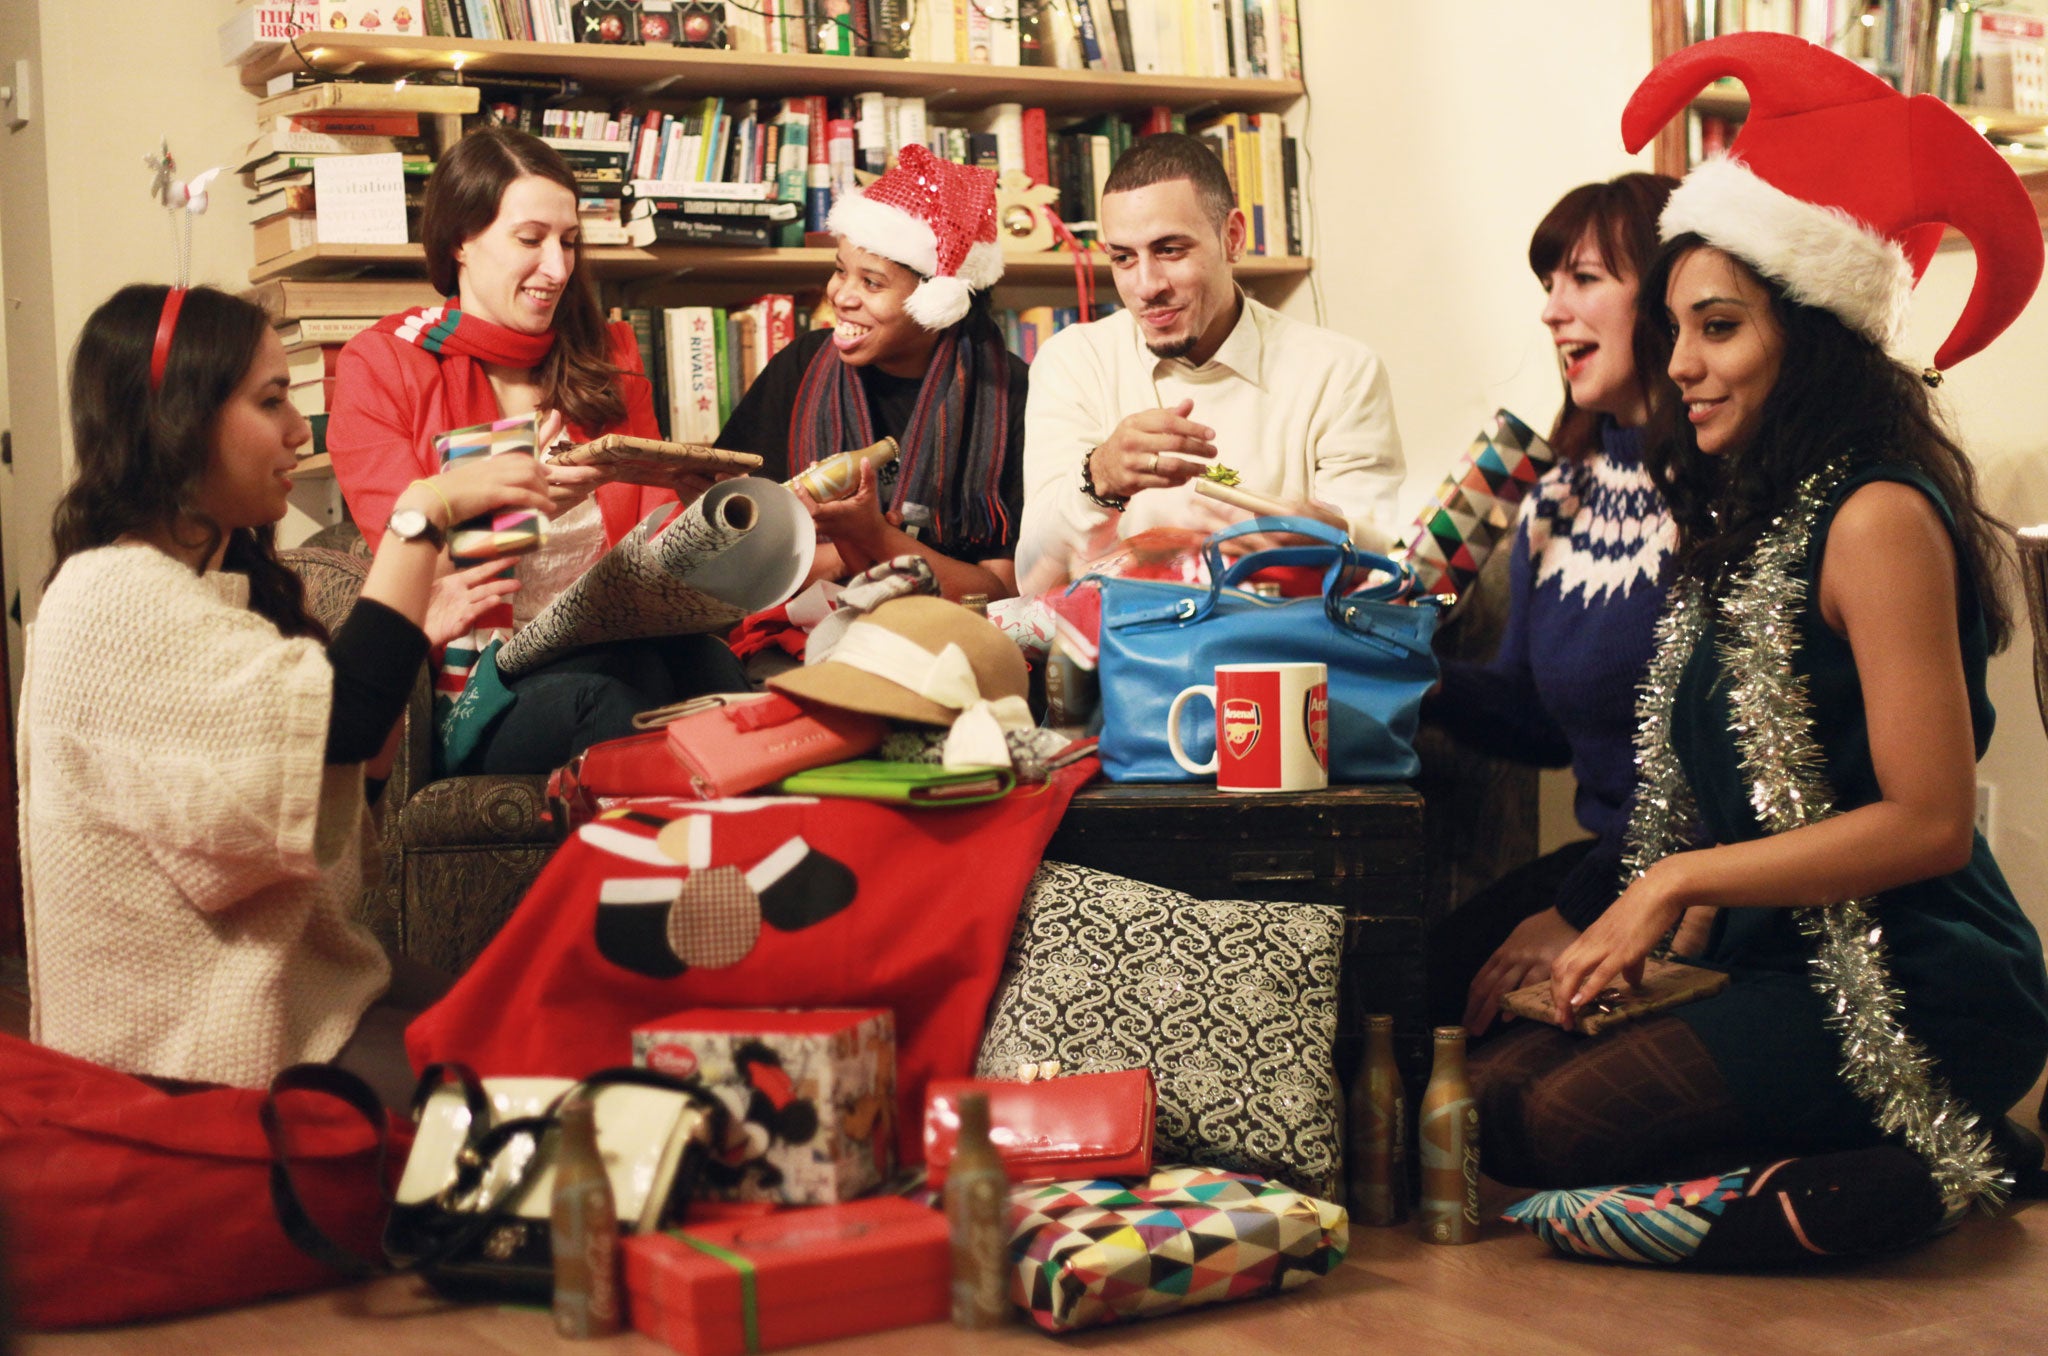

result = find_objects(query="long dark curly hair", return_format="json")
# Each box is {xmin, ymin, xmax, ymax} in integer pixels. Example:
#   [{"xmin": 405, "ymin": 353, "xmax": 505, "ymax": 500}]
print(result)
[
  {"xmin": 50, "ymin": 284, "xmax": 324, "ymax": 640},
  {"xmin": 1638, "ymin": 235, "xmax": 2011, "ymax": 651}
]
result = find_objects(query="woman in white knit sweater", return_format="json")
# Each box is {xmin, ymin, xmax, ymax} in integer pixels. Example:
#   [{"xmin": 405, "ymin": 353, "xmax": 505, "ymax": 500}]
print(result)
[{"xmin": 18, "ymin": 284, "xmax": 550, "ymax": 1103}]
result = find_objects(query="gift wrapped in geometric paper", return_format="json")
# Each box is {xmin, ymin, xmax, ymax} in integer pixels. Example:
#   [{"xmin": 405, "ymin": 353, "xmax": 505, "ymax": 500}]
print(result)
[
  {"xmin": 1400, "ymin": 408, "xmax": 1555, "ymax": 603},
  {"xmin": 1006, "ymin": 1166, "xmax": 1348, "ymax": 1333}
]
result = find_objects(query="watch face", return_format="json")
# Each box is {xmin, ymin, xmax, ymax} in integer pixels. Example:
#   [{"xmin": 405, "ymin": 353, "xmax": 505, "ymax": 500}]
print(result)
[{"xmin": 391, "ymin": 508, "xmax": 430, "ymax": 540}]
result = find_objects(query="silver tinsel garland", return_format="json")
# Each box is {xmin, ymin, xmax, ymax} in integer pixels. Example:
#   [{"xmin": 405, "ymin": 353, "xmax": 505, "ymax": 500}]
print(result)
[{"xmin": 1622, "ymin": 460, "xmax": 2006, "ymax": 1211}]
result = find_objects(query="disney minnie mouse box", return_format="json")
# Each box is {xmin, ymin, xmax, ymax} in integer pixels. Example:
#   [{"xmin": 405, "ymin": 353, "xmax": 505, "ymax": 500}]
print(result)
[
  {"xmin": 623, "ymin": 1197, "xmax": 949, "ymax": 1356},
  {"xmin": 631, "ymin": 1008, "xmax": 896, "ymax": 1204}
]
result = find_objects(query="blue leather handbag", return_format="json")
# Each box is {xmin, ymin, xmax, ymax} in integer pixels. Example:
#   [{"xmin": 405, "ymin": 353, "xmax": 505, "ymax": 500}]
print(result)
[{"xmin": 1089, "ymin": 518, "xmax": 1441, "ymax": 784}]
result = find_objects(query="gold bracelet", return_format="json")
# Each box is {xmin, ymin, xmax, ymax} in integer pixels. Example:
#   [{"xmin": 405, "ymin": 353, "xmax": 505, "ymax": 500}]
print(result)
[{"xmin": 414, "ymin": 476, "xmax": 455, "ymax": 529}]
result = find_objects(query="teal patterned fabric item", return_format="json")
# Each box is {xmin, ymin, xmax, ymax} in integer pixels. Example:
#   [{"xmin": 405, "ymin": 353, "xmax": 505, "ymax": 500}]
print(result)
[
  {"xmin": 1502, "ymin": 1171, "xmax": 1746, "ymax": 1264},
  {"xmin": 1501, "ymin": 1147, "xmax": 1952, "ymax": 1268}
]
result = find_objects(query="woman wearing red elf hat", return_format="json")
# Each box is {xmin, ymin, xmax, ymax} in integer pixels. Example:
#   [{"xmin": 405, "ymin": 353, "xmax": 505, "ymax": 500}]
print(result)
[
  {"xmin": 713, "ymin": 144, "xmax": 1028, "ymax": 604},
  {"xmin": 1475, "ymin": 32, "xmax": 2048, "ymax": 1214}
]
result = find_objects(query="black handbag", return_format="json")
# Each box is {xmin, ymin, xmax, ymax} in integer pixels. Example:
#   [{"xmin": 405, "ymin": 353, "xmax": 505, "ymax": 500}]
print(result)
[{"xmin": 265, "ymin": 1062, "xmax": 727, "ymax": 1300}]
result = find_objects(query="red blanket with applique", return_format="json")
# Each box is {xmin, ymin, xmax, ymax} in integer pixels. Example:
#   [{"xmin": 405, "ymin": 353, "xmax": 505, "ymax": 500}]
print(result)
[{"xmin": 407, "ymin": 763, "xmax": 1093, "ymax": 1165}]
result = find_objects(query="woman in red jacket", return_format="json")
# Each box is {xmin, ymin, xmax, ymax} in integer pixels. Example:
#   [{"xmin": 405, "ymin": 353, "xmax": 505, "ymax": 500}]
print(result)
[{"xmin": 328, "ymin": 126, "xmax": 745, "ymax": 775}]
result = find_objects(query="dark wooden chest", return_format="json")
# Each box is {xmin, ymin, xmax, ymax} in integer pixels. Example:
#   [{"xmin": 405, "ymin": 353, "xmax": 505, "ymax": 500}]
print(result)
[{"xmin": 1042, "ymin": 781, "xmax": 1431, "ymax": 1086}]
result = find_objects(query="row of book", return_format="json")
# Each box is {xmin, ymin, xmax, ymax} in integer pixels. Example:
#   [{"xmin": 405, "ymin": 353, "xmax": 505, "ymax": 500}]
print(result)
[
  {"xmin": 1692, "ymin": 1, "xmax": 2048, "ymax": 112},
  {"xmin": 255, "ymin": 279, "xmax": 1121, "ymax": 463},
  {"xmin": 237, "ymin": 1, "xmax": 1305, "ymax": 81},
  {"xmin": 533, "ymin": 95, "xmax": 1300, "ymax": 252}
]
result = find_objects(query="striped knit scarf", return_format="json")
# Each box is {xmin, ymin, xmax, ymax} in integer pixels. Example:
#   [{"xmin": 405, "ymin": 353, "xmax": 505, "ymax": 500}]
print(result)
[
  {"xmin": 787, "ymin": 316, "xmax": 1011, "ymax": 550},
  {"xmin": 374, "ymin": 301, "xmax": 556, "ymax": 368}
]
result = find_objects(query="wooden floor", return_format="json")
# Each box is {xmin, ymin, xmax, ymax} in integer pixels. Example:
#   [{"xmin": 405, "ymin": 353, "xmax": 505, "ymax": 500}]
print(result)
[
  {"xmin": 24, "ymin": 1185, "xmax": 2048, "ymax": 1356},
  {"xmin": 11, "ymin": 960, "xmax": 2047, "ymax": 1354}
]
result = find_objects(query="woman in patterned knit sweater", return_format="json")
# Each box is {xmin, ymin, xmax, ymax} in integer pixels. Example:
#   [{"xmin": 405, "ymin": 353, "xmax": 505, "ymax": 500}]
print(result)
[
  {"xmin": 20, "ymin": 284, "xmax": 549, "ymax": 1106},
  {"xmin": 1426, "ymin": 173, "xmax": 1689, "ymax": 1036}
]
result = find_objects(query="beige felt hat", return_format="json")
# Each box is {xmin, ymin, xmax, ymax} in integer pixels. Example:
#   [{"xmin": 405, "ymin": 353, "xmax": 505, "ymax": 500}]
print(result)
[{"xmin": 769, "ymin": 596, "xmax": 1028, "ymax": 727}]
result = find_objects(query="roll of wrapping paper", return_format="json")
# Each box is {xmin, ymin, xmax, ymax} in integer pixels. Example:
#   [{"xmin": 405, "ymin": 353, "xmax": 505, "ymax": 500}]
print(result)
[
  {"xmin": 495, "ymin": 475, "xmax": 817, "ymax": 677},
  {"xmin": 1399, "ymin": 409, "xmax": 1556, "ymax": 602},
  {"xmin": 433, "ymin": 412, "xmax": 547, "ymax": 564},
  {"xmin": 787, "ymin": 437, "xmax": 900, "ymax": 502}
]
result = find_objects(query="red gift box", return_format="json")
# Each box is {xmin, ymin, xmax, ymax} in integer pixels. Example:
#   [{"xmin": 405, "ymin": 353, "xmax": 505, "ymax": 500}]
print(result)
[{"xmin": 624, "ymin": 1198, "xmax": 949, "ymax": 1356}]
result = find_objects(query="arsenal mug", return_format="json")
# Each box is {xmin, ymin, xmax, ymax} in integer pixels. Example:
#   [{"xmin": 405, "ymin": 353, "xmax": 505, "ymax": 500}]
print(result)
[{"xmin": 1166, "ymin": 662, "xmax": 1330, "ymax": 793}]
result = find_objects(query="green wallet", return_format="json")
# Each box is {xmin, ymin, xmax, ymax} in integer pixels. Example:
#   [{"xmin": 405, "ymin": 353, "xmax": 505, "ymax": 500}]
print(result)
[{"xmin": 773, "ymin": 759, "xmax": 1016, "ymax": 806}]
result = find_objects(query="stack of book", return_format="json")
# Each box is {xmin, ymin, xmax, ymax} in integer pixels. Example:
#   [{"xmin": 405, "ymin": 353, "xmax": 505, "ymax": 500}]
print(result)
[
  {"xmin": 240, "ymin": 81, "xmax": 474, "ymax": 262},
  {"xmin": 996, "ymin": 303, "xmax": 1123, "ymax": 364},
  {"xmin": 253, "ymin": 279, "xmax": 440, "ymax": 459}
]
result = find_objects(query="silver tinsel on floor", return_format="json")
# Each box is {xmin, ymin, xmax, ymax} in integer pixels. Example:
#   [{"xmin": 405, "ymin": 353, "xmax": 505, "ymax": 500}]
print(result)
[{"xmin": 1622, "ymin": 460, "xmax": 2006, "ymax": 1211}]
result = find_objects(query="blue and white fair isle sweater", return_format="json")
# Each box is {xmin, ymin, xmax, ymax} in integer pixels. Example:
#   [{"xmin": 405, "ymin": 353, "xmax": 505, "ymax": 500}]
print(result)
[{"xmin": 1429, "ymin": 421, "xmax": 1675, "ymax": 928}]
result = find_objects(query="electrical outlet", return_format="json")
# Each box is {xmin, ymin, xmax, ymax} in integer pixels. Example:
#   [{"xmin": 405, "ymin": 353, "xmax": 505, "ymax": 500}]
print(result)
[{"xmin": 1975, "ymin": 783, "xmax": 1995, "ymax": 840}]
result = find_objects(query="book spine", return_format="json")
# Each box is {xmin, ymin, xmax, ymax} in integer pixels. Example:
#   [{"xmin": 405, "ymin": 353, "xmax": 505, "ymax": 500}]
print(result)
[
  {"xmin": 1074, "ymin": 0, "xmax": 1106, "ymax": 68},
  {"xmin": 639, "ymin": 217, "xmax": 778, "ymax": 246},
  {"xmin": 964, "ymin": 0, "xmax": 991, "ymax": 61},
  {"xmin": 1020, "ymin": 106, "xmax": 1050, "ymax": 187},
  {"xmin": 1275, "ymin": 0, "xmax": 1302, "ymax": 80},
  {"xmin": 765, "ymin": 294, "xmax": 797, "ymax": 359},
  {"xmin": 1281, "ymin": 132, "xmax": 1302, "ymax": 257},
  {"xmin": 857, "ymin": 91, "xmax": 890, "ymax": 175},
  {"xmin": 713, "ymin": 307, "xmax": 733, "ymax": 426},
  {"xmin": 870, "ymin": 0, "xmax": 910, "ymax": 58},
  {"xmin": 1106, "ymin": 0, "xmax": 1138, "ymax": 71}
]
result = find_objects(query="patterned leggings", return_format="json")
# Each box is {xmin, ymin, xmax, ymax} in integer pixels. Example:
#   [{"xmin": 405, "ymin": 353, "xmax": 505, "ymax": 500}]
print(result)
[{"xmin": 1470, "ymin": 1016, "xmax": 1751, "ymax": 1188}]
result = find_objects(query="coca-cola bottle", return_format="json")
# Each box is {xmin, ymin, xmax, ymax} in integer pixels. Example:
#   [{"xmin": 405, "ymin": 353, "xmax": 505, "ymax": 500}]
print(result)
[{"xmin": 1417, "ymin": 1025, "xmax": 1481, "ymax": 1245}]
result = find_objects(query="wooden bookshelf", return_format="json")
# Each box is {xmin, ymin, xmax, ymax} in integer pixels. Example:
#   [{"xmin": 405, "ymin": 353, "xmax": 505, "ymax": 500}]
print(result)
[
  {"xmin": 249, "ymin": 241, "xmax": 1314, "ymax": 286},
  {"xmin": 240, "ymin": 33, "xmax": 1303, "ymax": 115}
]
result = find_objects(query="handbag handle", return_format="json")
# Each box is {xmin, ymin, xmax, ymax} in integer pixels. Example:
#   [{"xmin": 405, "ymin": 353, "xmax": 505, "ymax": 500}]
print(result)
[{"xmin": 266, "ymin": 1062, "xmax": 727, "ymax": 1281}]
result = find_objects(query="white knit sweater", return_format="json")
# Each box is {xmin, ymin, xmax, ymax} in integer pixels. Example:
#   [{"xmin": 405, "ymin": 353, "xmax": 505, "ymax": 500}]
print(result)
[{"xmin": 19, "ymin": 544, "xmax": 390, "ymax": 1087}]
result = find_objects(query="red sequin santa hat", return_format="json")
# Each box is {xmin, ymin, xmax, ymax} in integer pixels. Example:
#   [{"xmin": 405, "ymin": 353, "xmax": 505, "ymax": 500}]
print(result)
[
  {"xmin": 1622, "ymin": 31, "xmax": 2043, "ymax": 371},
  {"xmin": 826, "ymin": 143, "xmax": 1005, "ymax": 330}
]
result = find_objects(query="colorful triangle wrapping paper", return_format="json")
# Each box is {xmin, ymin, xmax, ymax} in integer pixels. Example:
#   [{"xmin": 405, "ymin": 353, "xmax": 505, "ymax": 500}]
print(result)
[
  {"xmin": 1398, "ymin": 409, "xmax": 1558, "ymax": 604},
  {"xmin": 1006, "ymin": 1166, "xmax": 1348, "ymax": 1333}
]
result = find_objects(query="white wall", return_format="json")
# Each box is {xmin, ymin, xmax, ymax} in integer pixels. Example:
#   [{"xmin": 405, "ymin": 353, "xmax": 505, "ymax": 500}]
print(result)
[{"xmin": 1294, "ymin": 0, "xmax": 2048, "ymax": 934}]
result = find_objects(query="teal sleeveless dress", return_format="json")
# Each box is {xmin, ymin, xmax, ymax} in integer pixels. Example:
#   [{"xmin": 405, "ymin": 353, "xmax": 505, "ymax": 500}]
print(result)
[{"xmin": 1667, "ymin": 463, "xmax": 2048, "ymax": 1147}]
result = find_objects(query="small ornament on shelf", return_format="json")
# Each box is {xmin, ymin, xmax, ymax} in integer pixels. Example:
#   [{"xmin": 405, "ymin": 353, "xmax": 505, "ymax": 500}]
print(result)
[
  {"xmin": 675, "ymin": 1, "xmax": 728, "ymax": 49},
  {"xmin": 638, "ymin": 0, "xmax": 679, "ymax": 45},
  {"xmin": 577, "ymin": 0, "xmax": 644, "ymax": 45},
  {"xmin": 994, "ymin": 169, "xmax": 1059, "ymax": 254}
]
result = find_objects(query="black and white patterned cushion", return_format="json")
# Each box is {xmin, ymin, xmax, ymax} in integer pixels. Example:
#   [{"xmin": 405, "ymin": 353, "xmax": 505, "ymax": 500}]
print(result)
[{"xmin": 975, "ymin": 861, "xmax": 1343, "ymax": 1198}]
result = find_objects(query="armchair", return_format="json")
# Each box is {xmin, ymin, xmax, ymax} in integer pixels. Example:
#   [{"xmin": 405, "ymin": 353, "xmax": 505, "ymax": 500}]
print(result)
[{"xmin": 283, "ymin": 528, "xmax": 557, "ymax": 972}]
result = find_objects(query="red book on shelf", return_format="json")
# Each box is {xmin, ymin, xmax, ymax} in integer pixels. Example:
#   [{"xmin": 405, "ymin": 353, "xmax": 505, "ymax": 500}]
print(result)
[{"xmin": 1021, "ymin": 106, "xmax": 1050, "ymax": 187}]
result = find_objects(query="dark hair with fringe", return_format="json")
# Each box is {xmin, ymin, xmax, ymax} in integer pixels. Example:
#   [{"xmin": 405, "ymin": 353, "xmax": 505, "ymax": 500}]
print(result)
[
  {"xmin": 1527, "ymin": 172, "xmax": 1680, "ymax": 460},
  {"xmin": 50, "ymin": 284, "xmax": 325, "ymax": 641},
  {"xmin": 420, "ymin": 125, "xmax": 625, "ymax": 432},
  {"xmin": 1102, "ymin": 132, "xmax": 1238, "ymax": 234},
  {"xmin": 1639, "ymin": 235, "xmax": 2012, "ymax": 651}
]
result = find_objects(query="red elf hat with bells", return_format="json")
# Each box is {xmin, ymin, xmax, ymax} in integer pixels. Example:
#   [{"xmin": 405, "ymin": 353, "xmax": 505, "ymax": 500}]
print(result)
[
  {"xmin": 1622, "ymin": 31, "xmax": 2043, "ymax": 372},
  {"xmin": 826, "ymin": 143, "xmax": 1005, "ymax": 331}
]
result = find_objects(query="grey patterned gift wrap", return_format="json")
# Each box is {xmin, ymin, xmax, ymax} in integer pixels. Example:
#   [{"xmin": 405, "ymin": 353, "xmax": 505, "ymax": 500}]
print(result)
[
  {"xmin": 496, "ymin": 476, "xmax": 816, "ymax": 677},
  {"xmin": 975, "ymin": 862, "xmax": 1344, "ymax": 1198}
]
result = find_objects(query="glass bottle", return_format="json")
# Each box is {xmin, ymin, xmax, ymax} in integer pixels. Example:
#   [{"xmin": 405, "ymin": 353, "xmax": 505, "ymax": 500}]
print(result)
[
  {"xmin": 1417, "ymin": 1025, "xmax": 1482, "ymax": 1245},
  {"xmin": 960, "ymin": 592, "xmax": 991, "ymax": 617},
  {"xmin": 943, "ymin": 1092, "xmax": 1012, "ymax": 1329},
  {"xmin": 1350, "ymin": 1014, "xmax": 1408, "ymax": 1226},
  {"xmin": 551, "ymin": 1096, "xmax": 623, "ymax": 1338}
]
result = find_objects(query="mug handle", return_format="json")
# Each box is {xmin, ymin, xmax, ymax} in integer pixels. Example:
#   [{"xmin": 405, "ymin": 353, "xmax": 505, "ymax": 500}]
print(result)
[{"xmin": 1167, "ymin": 685, "xmax": 1219, "ymax": 775}]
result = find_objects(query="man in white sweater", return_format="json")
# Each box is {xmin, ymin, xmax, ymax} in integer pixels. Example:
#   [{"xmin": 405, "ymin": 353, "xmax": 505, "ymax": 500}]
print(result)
[{"xmin": 1015, "ymin": 133, "xmax": 1406, "ymax": 591}]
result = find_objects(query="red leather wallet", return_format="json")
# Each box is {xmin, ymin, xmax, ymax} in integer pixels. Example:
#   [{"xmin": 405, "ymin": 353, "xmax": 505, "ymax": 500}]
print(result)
[
  {"xmin": 923, "ymin": 1068, "xmax": 1156, "ymax": 1188},
  {"xmin": 544, "ymin": 693, "xmax": 888, "ymax": 829}
]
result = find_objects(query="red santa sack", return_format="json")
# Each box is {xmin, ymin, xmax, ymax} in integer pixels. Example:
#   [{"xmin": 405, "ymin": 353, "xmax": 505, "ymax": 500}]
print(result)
[
  {"xmin": 0, "ymin": 1034, "xmax": 403, "ymax": 1329},
  {"xmin": 408, "ymin": 764, "xmax": 1092, "ymax": 1165}
]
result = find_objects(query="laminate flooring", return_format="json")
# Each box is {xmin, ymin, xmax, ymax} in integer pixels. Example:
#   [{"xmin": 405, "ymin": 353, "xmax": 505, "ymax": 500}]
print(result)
[{"xmin": 10, "ymin": 962, "xmax": 2046, "ymax": 1355}]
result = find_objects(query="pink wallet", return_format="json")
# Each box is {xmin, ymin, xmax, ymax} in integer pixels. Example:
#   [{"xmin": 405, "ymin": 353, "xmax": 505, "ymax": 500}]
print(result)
[{"xmin": 923, "ymin": 1068, "xmax": 1157, "ymax": 1188}]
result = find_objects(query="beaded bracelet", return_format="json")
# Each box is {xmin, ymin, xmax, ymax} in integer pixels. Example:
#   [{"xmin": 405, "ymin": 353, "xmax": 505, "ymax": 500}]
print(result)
[{"xmin": 1079, "ymin": 446, "xmax": 1126, "ymax": 511}]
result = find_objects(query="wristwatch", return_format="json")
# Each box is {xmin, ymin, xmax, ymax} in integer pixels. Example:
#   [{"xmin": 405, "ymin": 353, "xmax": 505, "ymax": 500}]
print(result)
[
  {"xmin": 386, "ymin": 505, "xmax": 447, "ymax": 551},
  {"xmin": 1080, "ymin": 446, "xmax": 1127, "ymax": 511}
]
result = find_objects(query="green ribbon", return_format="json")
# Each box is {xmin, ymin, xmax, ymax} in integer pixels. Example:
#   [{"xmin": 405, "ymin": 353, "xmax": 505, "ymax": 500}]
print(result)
[{"xmin": 673, "ymin": 1230, "xmax": 759, "ymax": 1354}]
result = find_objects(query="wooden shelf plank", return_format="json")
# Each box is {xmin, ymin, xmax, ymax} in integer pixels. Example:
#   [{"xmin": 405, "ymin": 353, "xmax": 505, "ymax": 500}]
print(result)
[
  {"xmin": 249, "ymin": 242, "xmax": 1313, "ymax": 286},
  {"xmin": 1693, "ymin": 84, "xmax": 2048, "ymax": 139},
  {"xmin": 240, "ymin": 33, "xmax": 1302, "ymax": 114}
]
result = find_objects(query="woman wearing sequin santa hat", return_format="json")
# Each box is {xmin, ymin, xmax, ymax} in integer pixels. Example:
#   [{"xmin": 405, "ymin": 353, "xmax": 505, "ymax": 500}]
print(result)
[
  {"xmin": 714, "ymin": 144, "xmax": 1028, "ymax": 603},
  {"xmin": 1472, "ymin": 32, "xmax": 2048, "ymax": 1216}
]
